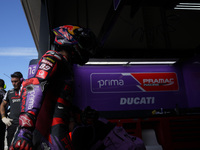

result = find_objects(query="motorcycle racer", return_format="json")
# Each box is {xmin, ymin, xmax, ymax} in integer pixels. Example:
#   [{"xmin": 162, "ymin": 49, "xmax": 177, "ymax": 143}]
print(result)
[{"xmin": 10, "ymin": 25, "xmax": 97, "ymax": 150}]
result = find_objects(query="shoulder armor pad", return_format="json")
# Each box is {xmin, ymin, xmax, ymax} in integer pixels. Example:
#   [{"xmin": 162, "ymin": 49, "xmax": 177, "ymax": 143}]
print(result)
[{"xmin": 45, "ymin": 50, "xmax": 62, "ymax": 60}]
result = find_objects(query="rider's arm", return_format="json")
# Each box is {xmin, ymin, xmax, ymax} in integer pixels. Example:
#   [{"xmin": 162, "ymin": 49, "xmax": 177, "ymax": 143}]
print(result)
[
  {"xmin": 21, "ymin": 50, "xmax": 62, "ymax": 115},
  {"xmin": 10, "ymin": 50, "xmax": 63, "ymax": 150}
]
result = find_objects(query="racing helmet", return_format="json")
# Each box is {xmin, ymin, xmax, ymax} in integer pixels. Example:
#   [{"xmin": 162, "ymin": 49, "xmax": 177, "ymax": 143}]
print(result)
[{"xmin": 53, "ymin": 25, "xmax": 97, "ymax": 65}]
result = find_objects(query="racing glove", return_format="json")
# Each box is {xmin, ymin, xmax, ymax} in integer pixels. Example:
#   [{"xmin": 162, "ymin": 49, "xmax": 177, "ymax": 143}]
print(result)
[
  {"xmin": 2, "ymin": 117, "xmax": 13, "ymax": 126},
  {"xmin": 9, "ymin": 127, "xmax": 33, "ymax": 150},
  {"xmin": 10, "ymin": 112, "xmax": 35, "ymax": 150}
]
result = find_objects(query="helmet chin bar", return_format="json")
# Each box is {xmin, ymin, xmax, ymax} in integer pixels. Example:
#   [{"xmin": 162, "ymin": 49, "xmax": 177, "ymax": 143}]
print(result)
[{"xmin": 71, "ymin": 45, "xmax": 90, "ymax": 65}]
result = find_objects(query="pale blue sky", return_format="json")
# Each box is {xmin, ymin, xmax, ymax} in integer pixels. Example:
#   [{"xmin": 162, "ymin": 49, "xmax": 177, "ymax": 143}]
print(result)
[{"xmin": 0, "ymin": 1, "xmax": 38, "ymax": 90}]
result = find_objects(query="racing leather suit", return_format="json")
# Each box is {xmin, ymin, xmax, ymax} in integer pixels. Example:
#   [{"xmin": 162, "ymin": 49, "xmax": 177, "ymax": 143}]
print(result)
[{"xmin": 10, "ymin": 50, "xmax": 74, "ymax": 150}]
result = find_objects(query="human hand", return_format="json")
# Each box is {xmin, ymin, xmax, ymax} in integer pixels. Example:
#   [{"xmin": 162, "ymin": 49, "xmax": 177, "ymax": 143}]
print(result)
[
  {"xmin": 9, "ymin": 127, "xmax": 33, "ymax": 150},
  {"xmin": 2, "ymin": 117, "xmax": 13, "ymax": 126}
]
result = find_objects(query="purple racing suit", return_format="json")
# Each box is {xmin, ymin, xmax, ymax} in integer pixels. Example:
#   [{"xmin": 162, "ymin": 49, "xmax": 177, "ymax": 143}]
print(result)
[{"xmin": 10, "ymin": 50, "xmax": 74, "ymax": 150}]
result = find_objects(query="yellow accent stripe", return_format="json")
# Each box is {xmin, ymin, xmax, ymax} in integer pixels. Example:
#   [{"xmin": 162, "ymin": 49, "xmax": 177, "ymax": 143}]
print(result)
[{"xmin": 68, "ymin": 26, "xmax": 80, "ymax": 35}]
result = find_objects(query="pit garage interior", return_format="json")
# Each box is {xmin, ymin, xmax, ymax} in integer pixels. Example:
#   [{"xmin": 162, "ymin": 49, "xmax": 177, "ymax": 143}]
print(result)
[{"xmin": 21, "ymin": 0, "xmax": 200, "ymax": 149}]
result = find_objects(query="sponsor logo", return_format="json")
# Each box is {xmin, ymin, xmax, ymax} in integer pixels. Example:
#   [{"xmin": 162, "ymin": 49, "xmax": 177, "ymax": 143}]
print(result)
[
  {"xmin": 21, "ymin": 88, "xmax": 27, "ymax": 112},
  {"xmin": 36, "ymin": 70, "xmax": 48, "ymax": 79},
  {"xmin": 19, "ymin": 115, "xmax": 33, "ymax": 127},
  {"xmin": 28, "ymin": 65, "xmax": 37, "ymax": 77},
  {"xmin": 91, "ymin": 73, "xmax": 139, "ymax": 93},
  {"xmin": 41, "ymin": 59, "xmax": 53, "ymax": 67},
  {"xmin": 91, "ymin": 72, "xmax": 179, "ymax": 93},
  {"xmin": 12, "ymin": 99, "xmax": 20, "ymax": 103},
  {"xmin": 97, "ymin": 79, "xmax": 124, "ymax": 88},
  {"xmin": 28, "ymin": 89, "xmax": 35, "ymax": 110},
  {"xmin": 131, "ymin": 72, "xmax": 179, "ymax": 91},
  {"xmin": 143, "ymin": 78, "xmax": 174, "ymax": 86},
  {"xmin": 120, "ymin": 97, "xmax": 155, "ymax": 105}
]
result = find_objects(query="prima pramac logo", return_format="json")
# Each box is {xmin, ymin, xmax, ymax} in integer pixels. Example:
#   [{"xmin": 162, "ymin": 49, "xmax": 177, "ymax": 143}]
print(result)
[
  {"xmin": 91, "ymin": 72, "xmax": 179, "ymax": 93},
  {"xmin": 131, "ymin": 72, "xmax": 179, "ymax": 91}
]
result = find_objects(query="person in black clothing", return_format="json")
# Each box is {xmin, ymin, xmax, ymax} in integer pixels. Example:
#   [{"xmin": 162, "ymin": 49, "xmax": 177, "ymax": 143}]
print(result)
[
  {"xmin": 0, "ymin": 79, "xmax": 6, "ymax": 101},
  {"xmin": 0, "ymin": 72, "xmax": 23, "ymax": 148},
  {"xmin": 70, "ymin": 106, "xmax": 115, "ymax": 150},
  {"xmin": 0, "ymin": 79, "xmax": 6, "ymax": 150},
  {"xmin": 71, "ymin": 106, "xmax": 146, "ymax": 150}
]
